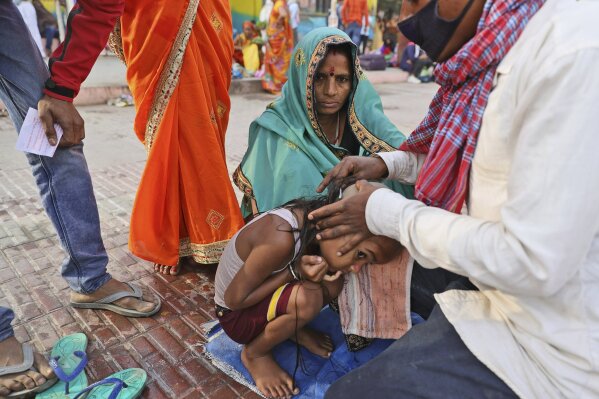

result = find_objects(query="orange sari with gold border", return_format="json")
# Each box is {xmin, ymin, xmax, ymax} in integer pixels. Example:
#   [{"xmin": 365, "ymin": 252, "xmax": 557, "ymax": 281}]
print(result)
[{"xmin": 120, "ymin": 0, "xmax": 244, "ymax": 266}]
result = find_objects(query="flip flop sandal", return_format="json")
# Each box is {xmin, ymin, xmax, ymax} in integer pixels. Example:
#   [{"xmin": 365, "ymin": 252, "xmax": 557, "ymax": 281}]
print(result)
[
  {"xmin": 69, "ymin": 282, "xmax": 161, "ymax": 318},
  {"xmin": 36, "ymin": 333, "xmax": 88, "ymax": 399},
  {"xmin": 72, "ymin": 369, "xmax": 147, "ymax": 399},
  {"xmin": 1, "ymin": 343, "xmax": 58, "ymax": 398}
]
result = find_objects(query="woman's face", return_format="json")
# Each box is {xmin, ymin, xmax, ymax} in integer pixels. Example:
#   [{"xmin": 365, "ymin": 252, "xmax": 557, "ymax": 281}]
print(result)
[
  {"xmin": 314, "ymin": 49, "xmax": 352, "ymax": 116},
  {"xmin": 319, "ymin": 234, "xmax": 401, "ymax": 274},
  {"xmin": 243, "ymin": 25, "xmax": 255, "ymax": 38}
]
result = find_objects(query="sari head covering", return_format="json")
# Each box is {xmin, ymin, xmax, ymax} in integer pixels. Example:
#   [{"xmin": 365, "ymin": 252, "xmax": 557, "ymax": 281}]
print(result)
[{"xmin": 234, "ymin": 27, "xmax": 413, "ymax": 216}]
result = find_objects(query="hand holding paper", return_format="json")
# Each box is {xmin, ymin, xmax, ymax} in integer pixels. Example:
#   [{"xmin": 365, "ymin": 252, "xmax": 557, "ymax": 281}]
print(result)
[{"xmin": 16, "ymin": 108, "xmax": 64, "ymax": 157}]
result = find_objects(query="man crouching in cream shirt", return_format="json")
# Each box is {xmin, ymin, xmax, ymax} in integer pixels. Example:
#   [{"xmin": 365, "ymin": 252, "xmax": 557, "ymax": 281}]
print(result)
[{"xmin": 310, "ymin": 0, "xmax": 599, "ymax": 398}]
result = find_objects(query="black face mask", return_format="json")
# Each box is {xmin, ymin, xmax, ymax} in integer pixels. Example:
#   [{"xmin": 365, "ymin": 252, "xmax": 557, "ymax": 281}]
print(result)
[{"xmin": 398, "ymin": 0, "xmax": 475, "ymax": 62}]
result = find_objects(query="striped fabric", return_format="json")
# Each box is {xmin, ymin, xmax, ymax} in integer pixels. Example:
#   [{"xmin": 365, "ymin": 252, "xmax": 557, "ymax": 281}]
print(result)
[
  {"xmin": 338, "ymin": 248, "xmax": 413, "ymax": 339},
  {"xmin": 399, "ymin": 0, "xmax": 546, "ymax": 213}
]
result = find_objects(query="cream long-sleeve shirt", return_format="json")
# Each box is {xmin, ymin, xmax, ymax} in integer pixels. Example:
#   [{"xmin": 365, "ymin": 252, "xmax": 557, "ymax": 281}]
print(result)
[{"xmin": 368, "ymin": 1, "xmax": 599, "ymax": 397}]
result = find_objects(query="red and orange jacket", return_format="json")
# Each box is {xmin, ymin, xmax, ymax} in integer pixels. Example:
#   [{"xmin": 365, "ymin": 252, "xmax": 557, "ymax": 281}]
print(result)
[{"xmin": 44, "ymin": 0, "xmax": 124, "ymax": 102}]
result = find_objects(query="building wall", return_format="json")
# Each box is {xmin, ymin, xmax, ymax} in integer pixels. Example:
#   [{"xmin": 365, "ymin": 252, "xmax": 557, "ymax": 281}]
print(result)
[{"xmin": 230, "ymin": 0, "xmax": 262, "ymax": 34}]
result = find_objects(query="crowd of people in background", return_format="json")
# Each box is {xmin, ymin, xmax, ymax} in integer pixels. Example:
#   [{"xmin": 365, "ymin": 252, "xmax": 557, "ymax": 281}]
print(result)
[{"xmin": 233, "ymin": 0, "xmax": 435, "ymax": 91}]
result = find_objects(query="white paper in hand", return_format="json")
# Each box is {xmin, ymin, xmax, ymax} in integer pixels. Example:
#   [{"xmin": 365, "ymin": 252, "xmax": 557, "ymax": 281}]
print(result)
[{"xmin": 15, "ymin": 108, "xmax": 64, "ymax": 157}]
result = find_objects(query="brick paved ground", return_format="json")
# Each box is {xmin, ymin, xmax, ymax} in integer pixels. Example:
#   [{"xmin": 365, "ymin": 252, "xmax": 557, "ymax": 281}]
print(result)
[
  {"xmin": 0, "ymin": 82, "xmax": 437, "ymax": 398},
  {"xmin": 0, "ymin": 161, "xmax": 261, "ymax": 399}
]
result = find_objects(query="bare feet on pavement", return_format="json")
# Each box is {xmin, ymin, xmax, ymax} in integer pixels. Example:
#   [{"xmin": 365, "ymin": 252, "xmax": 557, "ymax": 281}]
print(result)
[
  {"xmin": 241, "ymin": 347, "xmax": 299, "ymax": 399},
  {"xmin": 70, "ymin": 278, "xmax": 157, "ymax": 314},
  {"xmin": 154, "ymin": 257, "xmax": 218, "ymax": 276},
  {"xmin": 0, "ymin": 337, "xmax": 55, "ymax": 397},
  {"xmin": 291, "ymin": 327, "xmax": 333, "ymax": 358},
  {"xmin": 154, "ymin": 263, "xmax": 180, "ymax": 275}
]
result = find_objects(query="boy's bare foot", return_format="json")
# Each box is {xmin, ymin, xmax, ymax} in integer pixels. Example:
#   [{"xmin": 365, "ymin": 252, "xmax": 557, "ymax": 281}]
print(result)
[
  {"xmin": 70, "ymin": 278, "xmax": 158, "ymax": 314},
  {"xmin": 154, "ymin": 263, "xmax": 180, "ymax": 275},
  {"xmin": 0, "ymin": 337, "xmax": 55, "ymax": 397},
  {"xmin": 291, "ymin": 327, "xmax": 333, "ymax": 358},
  {"xmin": 241, "ymin": 347, "xmax": 299, "ymax": 399}
]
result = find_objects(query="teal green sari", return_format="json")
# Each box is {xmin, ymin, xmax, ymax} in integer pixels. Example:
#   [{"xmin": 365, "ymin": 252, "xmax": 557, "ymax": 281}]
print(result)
[{"xmin": 234, "ymin": 27, "xmax": 413, "ymax": 216}]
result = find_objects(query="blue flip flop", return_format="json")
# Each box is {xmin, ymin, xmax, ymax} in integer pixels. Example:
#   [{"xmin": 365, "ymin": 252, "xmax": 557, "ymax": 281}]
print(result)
[
  {"xmin": 72, "ymin": 369, "xmax": 147, "ymax": 399},
  {"xmin": 36, "ymin": 333, "xmax": 88, "ymax": 399}
]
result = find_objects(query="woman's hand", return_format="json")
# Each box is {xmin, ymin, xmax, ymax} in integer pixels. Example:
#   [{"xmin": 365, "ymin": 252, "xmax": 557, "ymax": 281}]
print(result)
[
  {"xmin": 309, "ymin": 180, "xmax": 380, "ymax": 255},
  {"xmin": 316, "ymin": 155, "xmax": 388, "ymax": 193}
]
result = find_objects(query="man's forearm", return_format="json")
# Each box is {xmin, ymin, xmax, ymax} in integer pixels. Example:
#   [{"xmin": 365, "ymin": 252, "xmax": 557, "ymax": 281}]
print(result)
[{"xmin": 45, "ymin": 0, "xmax": 125, "ymax": 102}]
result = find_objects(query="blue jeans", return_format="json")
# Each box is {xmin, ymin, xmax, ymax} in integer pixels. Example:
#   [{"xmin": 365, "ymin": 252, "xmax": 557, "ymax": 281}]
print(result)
[
  {"xmin": 325, "ymin": 279, "xmax": 518, "ymax": 399},
  {"xmin": 345, "ymin": 22, "xmax": 362, "ymax": 47},
  {"xmin": 0, "ymin": 0, "xmax": 111, "ymax": 341}
]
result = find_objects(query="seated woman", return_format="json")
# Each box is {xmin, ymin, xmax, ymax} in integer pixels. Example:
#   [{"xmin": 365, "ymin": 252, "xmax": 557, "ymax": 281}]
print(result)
[
  {"xmin": 215, "ymin": 182, "xmax": 401, "ymax": 398},
  {"xmin": 233, "ymin": 21, "xmax": 262, "ymax": 75},
  {"xmin": 233, "ymin": 27, "xmax": 412, "ymax": 217},
  {"xmin": 378, "ymin": 37, "xmax": 395, "ymax": 64},
  {"xmin": 233, "ymin": 27, "xmax": 416, "ymax": 350}
]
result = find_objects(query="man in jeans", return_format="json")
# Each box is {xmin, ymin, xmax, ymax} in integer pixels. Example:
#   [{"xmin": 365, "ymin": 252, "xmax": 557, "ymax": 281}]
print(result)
[
  {"xmin": 341, "ymin": 0, "xmax": 369, "ymax": 47},
  {"xmin": 0, "ymin": 0, "xmax": 160, "ymax": 396}
]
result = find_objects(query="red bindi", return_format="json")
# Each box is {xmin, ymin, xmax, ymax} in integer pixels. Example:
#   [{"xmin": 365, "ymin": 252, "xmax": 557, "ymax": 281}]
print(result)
[{"xmin": 328, "ymin": 66, "xmax": 335, "ymax": 76}]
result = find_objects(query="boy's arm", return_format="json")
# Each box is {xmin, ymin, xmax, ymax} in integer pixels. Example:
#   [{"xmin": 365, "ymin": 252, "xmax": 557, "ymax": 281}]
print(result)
[{"xmin": 224, "ymin": 233, "xmax": 296, "ymax": 310}]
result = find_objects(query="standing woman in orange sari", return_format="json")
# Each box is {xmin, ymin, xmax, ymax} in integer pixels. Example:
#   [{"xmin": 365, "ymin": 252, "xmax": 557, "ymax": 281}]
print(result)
[
  {"xmin": 113, "ymin": 0, "xmax": 245, "ymax": 275},
  {"xmin": 262, "ymin": 0, "xmax": 294, "ymax": 94}
]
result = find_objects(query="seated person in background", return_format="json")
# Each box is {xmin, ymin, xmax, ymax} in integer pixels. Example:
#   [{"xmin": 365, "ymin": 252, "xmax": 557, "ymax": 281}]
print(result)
[
  {"xmin": 233, "ymin": 21, "xmax": 262, "ymax": 76},
  {"xmin": 234, "ymin": 27, "xmax": 412, "ymax": 217},
  {"xmin": 399, "ymin": 42, "xmax": 434, "ymax": 83},
  {"xmin": 378, "ymin": 37, "xmax": 395, "ymax": 64},
  {"xmin": 214, "ymin": 182, "xmax": 401, "ymax": 398}
]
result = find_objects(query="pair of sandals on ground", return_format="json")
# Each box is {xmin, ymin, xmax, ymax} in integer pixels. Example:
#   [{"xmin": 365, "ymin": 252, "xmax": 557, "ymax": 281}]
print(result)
[
  {"xmin": 1, "ymin": 281, "xmax": 162, "ymax": 398},
  {"xmin": 1, "ymin": 333, "xmax": 147, "ymax": 398}
]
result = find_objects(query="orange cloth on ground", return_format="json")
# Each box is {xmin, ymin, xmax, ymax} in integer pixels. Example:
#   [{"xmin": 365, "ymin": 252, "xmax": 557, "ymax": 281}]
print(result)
[
  {"xmin": 262, "ymin": 0, "xmax": 293, "ymax": 94},
  {"xmin": 120, "ymin": 0, "xmax": 244, "ymax": 266}
]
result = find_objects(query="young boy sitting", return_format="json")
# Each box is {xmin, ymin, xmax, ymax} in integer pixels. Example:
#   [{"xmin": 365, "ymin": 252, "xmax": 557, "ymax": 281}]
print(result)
[{"xmin": 214, "ymin": 182, "xmax": 401, "ymax": 398}]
